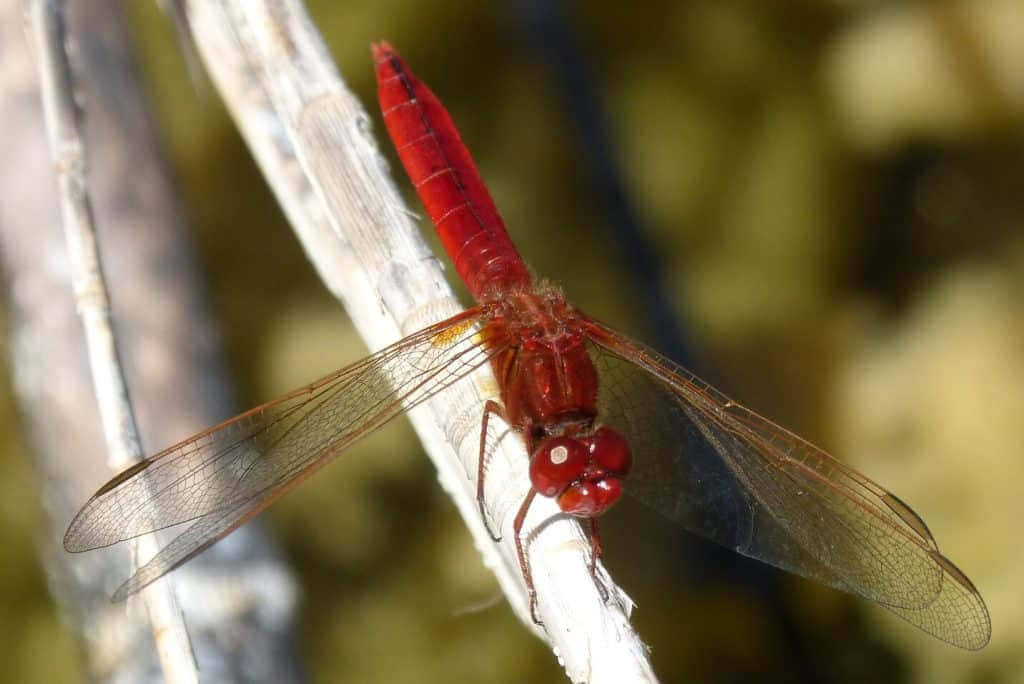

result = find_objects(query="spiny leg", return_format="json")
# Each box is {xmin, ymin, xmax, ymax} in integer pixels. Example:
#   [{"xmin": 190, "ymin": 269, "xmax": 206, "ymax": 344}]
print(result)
[
  {"xmin": 513, "ymin": 488, "xmax": 542, "ymax": 625},
  {"xmin": 477, "ymin": 400, "xmax": 508, "ymax": 541},
  {"xmin": 587, "ymin": 517, "xmax": 609, "ymax": 603}
]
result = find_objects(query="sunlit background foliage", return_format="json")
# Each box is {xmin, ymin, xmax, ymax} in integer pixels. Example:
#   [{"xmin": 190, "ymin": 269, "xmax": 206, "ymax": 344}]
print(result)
[{"xmin": 2, "ymin": 1, "xmax": 1022, "ymax": 682}]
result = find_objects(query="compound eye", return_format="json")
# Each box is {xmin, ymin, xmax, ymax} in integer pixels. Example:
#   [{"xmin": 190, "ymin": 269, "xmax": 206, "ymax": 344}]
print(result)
[
  {"xmin": 557, "ymin": 478, "xmax": 624, "ymax": 517},
  {"xmin": 582, "ymin": 426, "xmax": 632, "ymax": 476},
  {"xmin": 529, "ymin": 437, "xmax": 588, "ymax": 498}
]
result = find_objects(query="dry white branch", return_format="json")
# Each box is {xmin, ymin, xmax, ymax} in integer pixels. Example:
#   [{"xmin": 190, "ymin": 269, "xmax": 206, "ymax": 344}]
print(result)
[
  {"xmin": 4, "ymin": 1, "xmax": 301, "ymax": 678},
  {"xmin": 26, "ymin": 1, "xmax": 198, "ymax": 681},
  {"xmin": 185, "ymin": 1, "xmax": 656, "ymax": 681}
]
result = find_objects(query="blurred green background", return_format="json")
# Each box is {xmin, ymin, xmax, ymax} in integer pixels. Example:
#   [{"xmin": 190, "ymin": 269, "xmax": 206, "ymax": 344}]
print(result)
[{"xmin": 2, "ymin": 1, "xmax": 1023, "ymax": 682}]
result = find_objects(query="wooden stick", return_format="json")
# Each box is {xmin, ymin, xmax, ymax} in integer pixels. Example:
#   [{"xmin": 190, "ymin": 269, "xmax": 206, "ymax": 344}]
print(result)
[{"xmin": 27, "ymin": 1, "xmax": 198, "ymax": 681}]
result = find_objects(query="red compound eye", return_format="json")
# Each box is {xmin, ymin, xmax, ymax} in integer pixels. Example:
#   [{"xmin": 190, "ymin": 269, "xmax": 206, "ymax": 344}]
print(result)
[
  {"xmin": 529, "ymin": 437, "xmax": 588, "ymax": 498},
  {"xmin": 557, "ymin": 478, "xmax": 623, "ymax": 517},
  {"xmin": 581, "ymin": 426, "xmax": 632, "ymax": 476}
]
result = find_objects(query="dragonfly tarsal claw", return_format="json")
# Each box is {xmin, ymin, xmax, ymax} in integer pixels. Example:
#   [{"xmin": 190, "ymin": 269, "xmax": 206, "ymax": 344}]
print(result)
[
  {"xmin": 478, "ymin": 500, "xmax": 502, "ymax": 542},
  {"xmin": 528, "ymin": 591, "xmax": 544, "ymax": 627}
]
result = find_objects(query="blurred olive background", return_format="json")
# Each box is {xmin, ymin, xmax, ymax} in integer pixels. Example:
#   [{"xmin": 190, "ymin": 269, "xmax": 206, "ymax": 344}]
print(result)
[{"xmin": 2, "ymin": 1, "xmax": 1023, "ymax": 682}]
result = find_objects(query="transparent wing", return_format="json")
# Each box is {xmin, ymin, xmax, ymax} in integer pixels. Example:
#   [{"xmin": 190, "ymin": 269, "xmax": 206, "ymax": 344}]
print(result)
[
  {"xmin": 583, "ymin": 318, "xmax": 991, "ymax": 650},
  {"xmin": 65, "ymin": 308, "xmax": 499, "ymax": 600}
]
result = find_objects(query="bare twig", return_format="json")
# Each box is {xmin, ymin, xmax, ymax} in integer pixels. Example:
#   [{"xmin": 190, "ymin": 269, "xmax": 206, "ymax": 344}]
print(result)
[
  {"xmin": 184, "ymin": 1, "xmax": 656, "ymax": 681},
  {"xmin": 4, "ymin": 1, "xmax": 302, "ymax": 680},
  {"xmin": 26, "ymin": 1, "xmax": 196, "ymax": 681}
]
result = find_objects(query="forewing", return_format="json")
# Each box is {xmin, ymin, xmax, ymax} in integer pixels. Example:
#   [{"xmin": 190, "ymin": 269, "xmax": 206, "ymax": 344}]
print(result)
[
  {"xmin": 583, "ymin": 318, "xmax": 990, "ymax": 650},
  {"xmin": 64, "ymin": 308, "xmax": 498, "ymax": 598}
]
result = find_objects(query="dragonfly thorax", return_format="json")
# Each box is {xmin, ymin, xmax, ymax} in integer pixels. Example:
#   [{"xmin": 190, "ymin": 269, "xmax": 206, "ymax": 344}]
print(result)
[{"xmin": 488, "ymin": 290, "xmax": 600, "ymax": 429}]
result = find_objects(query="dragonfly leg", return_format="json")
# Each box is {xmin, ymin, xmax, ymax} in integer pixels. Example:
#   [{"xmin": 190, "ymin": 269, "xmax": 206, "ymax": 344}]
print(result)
[
  {"xmin": 513, "ymin": 488, "xmax": 542, "ymax": 625},
  {"xmin": 477, "ymin": 399, "xmax": 508, "ymax": 541},
  {"xmin": 587, "ymin": 517, "xmax": 609, "ymax": 603}
]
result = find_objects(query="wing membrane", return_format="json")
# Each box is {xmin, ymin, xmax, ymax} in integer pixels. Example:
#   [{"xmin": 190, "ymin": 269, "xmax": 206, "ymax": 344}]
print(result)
[
  {"xmin": 583, "ymin": 318, "xmax": 990, "ymax": 650},
  {"xmin": 65, "ymin": 308, "xmax": 500, "ymax": 598}
]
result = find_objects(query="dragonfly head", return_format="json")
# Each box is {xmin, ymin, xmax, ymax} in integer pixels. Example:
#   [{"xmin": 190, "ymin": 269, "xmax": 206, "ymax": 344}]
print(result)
[{"xmin": 528, "ymin": 426, "xmax": 632, "ymax": 517}]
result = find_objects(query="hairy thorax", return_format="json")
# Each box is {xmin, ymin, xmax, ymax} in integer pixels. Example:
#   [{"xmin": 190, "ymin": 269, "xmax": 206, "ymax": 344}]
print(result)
[{"xmin": 482, "ymin": 284, "xmax": 599, "ymax": 438}]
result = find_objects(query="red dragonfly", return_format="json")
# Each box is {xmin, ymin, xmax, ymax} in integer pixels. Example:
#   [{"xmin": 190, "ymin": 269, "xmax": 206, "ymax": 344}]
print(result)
[{"xmin": 65, "ymin": 42, "xmax": 990, "ymax": 650}]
